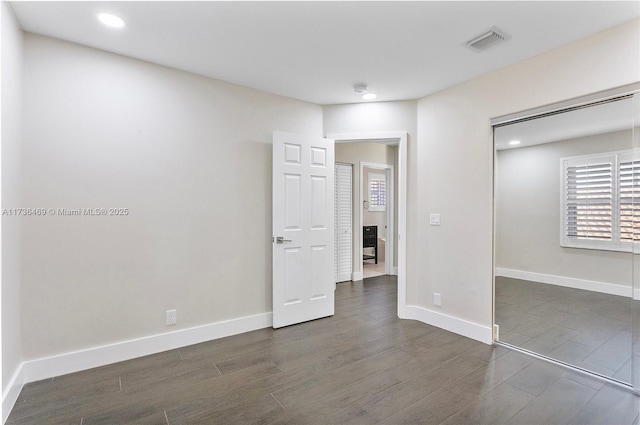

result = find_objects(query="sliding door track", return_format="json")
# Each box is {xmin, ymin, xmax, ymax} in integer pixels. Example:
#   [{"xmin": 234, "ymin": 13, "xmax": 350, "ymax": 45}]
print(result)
[{"xmin": 495, "ymin": 341, "xmax": 639, "ymax": 395}]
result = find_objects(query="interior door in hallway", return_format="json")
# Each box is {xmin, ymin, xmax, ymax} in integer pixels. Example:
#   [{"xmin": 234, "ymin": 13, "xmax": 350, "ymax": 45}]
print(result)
[
  {"xmin": 272, "ymin": 131, "xmax": 335, "ymax": 328},
  {"xmin": 335, "ymin": 163, "xmax": 353, "ymax": 283}
]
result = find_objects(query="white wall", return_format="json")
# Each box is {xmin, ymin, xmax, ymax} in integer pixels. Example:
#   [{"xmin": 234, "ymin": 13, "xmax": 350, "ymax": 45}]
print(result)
[
  {"xmin": 496, "ymin": 130, "xmax": 633, "ymax": 287},
  {"xmin": 1, "ymin": 0, "xmax": 24, "ymax": 405},
  {"xmin": 324, "ymin": 100, "xmax": 417, "ymax": 283},
  {"xmin": 20, "ymin": 34, "xmax": 323, "ymax": 361},
  {"xmin": 335, "ymin": 143, "xmax": 397, "ymax": 274},
  {"xmin": 416, "ymin": 19, "xmax": 640, "ymax": 336}
]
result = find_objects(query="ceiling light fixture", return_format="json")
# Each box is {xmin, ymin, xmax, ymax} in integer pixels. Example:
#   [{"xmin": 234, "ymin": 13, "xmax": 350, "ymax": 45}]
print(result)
[
  {"xmin": 353, "ymin": 84, "xmax": 377, "ymax": 101},
  {"xmin": 353, "ymin": 84, "xmax": 368, "ymax": 95},
  {"xmin": 97, "ymin": 13, "xmax": 126, "ymax": 29},
  {"xmin": 509, "ymin": 140, "xmax": 521, "ymax": 146}
]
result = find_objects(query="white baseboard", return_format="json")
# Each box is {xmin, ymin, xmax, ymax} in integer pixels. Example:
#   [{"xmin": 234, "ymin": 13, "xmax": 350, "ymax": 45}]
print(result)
[
  {"xmin": 20, "ymin": 312, "xmax": 272, "ymax": 386},
  {"xmin": 495, "ymin": 268, "xmax": 632, "ymax": 297},
  {"xmin": 2, "ymin": 363, "xmax": 25, "ymax": 425},
  {"xmin": 404, "ymin": 305, "xmax": 493, "ymax": 344},
  {"xmin": 353, "ymin": 268, "xmax": 399, "ymax": 281},
  {"xmin": 352, "ymin": 268, "xmax": 398, "ymax": 281},
  {"xmin": 336, "ymin": 273, "xmax": 352, "ymax": 283}
]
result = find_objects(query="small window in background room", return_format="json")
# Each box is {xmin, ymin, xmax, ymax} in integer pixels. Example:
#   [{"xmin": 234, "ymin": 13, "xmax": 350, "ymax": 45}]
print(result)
[{"xmin": 368, "ymin": 172, "xmax": 386, "ymax": 212}]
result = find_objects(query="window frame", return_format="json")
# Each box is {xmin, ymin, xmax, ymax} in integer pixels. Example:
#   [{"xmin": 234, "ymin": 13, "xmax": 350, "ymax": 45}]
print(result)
[
  {"xmin": 368, "ymin": 172, "xmax": 387, "ymax": 212},
  {"xmin": 560, "ymin": 149, "xmax": 638, "ymax": 253}
]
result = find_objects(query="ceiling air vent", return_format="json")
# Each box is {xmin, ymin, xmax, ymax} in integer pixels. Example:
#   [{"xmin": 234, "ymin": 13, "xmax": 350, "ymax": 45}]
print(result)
[{"xmin": 466, "ymin": 27, "xmax": 510, "ymax": 52}]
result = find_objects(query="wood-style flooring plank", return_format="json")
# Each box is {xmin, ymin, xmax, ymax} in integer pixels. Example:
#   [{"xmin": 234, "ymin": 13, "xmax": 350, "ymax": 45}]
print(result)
[{"xmin": 7, "ymin": 275, "xmax": 639, "ymax": 425}]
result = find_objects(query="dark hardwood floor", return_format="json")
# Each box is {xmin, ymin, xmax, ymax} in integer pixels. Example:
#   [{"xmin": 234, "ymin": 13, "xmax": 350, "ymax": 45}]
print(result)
[
  {"xmin": 496, "ymin": 276, "xmax": 633, "ymax": 383},
  {"xmin": 7, "ymin": 275, "xmax": 640, "ymax": 424}
]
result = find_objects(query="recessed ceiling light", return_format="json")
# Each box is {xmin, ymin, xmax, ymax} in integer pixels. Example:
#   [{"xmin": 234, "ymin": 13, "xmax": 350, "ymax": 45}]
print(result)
[
  {"xmin": 97, "ymin": 13, "xmax": 125, "ymax": 29},
  {"xmin": 509, "ymin": 140, "xmax": 521, "ymax": 146},
  {"xmin": 362, "ymin": 93, "xmax": 377, "ymax": 100}
]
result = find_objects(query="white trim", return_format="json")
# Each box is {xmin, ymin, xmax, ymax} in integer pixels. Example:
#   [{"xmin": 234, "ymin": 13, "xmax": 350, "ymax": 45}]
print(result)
[
  {"xmin": 404, "ymin": 305, "xmax": 493, "ymax": 344},
  {"xmin": 2, "ymin": 364, "xmax": 25, "ymax": 425},
  {"xmin": 491, "ymin": 83, "xmax": 640, "ymax": 126},
  {"xmin": 327, "ymin": 131, "xmax": 408, "ymax": 318},
  {"xmin": 331, "ymin": 131, "xmax": 404, "ymax": 144},
  {"xmin": 391, "ymin": 267, "xmax": 398, "ymax": 276},
  {"xmin": 19, "ymin": 313, "xmax": 271, "ymax": 385},
  {"xmin": 351, "ymin": 271, "xmax": 363, "ymax": 282},
  {"xmin": 397, "ymin": 132, "xmax": 407, "ymax": 317},
  {"xmin": 495, "ymin": 268, "xmax": 631, "ymax": 297}
]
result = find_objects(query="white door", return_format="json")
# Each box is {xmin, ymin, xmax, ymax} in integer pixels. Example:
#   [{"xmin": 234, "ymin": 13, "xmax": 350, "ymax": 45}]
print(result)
[
  {"xmin": 272, "ymin": 131, "xmax": 335, "ymax": 328},
  {"xmin": 335, "ymin": 163, "xmax": 353, "ymax": 282}
]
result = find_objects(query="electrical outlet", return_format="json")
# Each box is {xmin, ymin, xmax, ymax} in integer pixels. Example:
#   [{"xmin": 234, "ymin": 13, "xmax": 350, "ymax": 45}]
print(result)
[
  {"xmin": 166, "ymin": 309, "xmax": 177, "ymax": 326},
  {"xmin": 433, "ymin": 292, "xmax": 441, "ymax": 306},
  {"xmin": 429, "ymin": 213, "xmax": 441, "ymax": 226}
]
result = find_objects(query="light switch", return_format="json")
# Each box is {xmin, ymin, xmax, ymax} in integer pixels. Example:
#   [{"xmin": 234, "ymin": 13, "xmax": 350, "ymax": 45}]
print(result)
[{"xmin": 429, "ymin": 213, "xmax": 441, "ymax": 226}]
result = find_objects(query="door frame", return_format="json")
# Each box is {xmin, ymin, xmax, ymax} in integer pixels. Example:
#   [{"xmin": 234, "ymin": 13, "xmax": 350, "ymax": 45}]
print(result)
[
  {"xmin": 360, "ymin": 162, "xmax": 394, "ymax": 276},
  {"xmin": 326, "ymin": 131, "xmax": 408, "ymax": 318}
]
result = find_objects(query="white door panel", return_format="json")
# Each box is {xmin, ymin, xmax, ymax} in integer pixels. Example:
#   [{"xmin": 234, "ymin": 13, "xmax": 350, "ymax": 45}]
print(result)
[
  {"xmin": 335, "ymin": 163, "xmax": 353, "ymax": 282},
  {"xmin": 273, "ymin": 131, "xmax": 335, "ymax": 328}
]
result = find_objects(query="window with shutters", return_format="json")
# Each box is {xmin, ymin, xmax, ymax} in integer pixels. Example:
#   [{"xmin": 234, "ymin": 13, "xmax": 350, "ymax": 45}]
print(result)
[
  {"xmin": 619, "ymin": 153, "xmax": 640, "ymax": 245},
  {"xmin": 368, "ymin": 172, "xmax": 386, "ymax": 212},
  {"xmin": 561, "ymin": 151, "xmax": 639, "ymax": 252}
]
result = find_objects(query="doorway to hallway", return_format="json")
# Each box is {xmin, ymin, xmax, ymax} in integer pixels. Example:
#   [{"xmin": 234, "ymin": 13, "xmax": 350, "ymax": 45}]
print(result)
[{"xmin": 327, "ymin": 131, "xmax": 408, "ymax": 319}]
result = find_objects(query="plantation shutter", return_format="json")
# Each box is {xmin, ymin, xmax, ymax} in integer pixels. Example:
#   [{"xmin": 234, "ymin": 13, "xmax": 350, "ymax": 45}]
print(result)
[
  {"xmin": 368, "ymin": 173, "xmax": 386, "ymax": 212},
  {"xmin": 563, "ymin": 155, "xmax": 615, "ymax": 246},
  {"xmin": 619, "ymin": 154, "xmax": 640, "ymax": 243}
]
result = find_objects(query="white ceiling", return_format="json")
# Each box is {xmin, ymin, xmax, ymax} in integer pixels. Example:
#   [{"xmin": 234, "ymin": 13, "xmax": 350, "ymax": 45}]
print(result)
[{"xmin": 9, "ymin": 1, "xmax": 640, "ymax": 105}]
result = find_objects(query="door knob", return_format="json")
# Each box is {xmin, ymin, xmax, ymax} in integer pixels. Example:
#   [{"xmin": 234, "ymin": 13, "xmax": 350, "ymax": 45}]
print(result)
[{"xmin": 276, "ymin": 236, "xmax": 292, "ymax": 244}]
